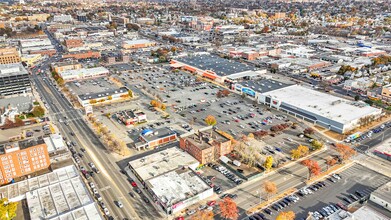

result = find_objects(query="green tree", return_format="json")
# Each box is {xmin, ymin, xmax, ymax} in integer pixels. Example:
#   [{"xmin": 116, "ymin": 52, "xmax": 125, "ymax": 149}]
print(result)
[
  {"xmin": 31, "ymin": 106, "xmax": 45, "ymax": 117},
  {"xmin": 263, "ymin": 156, "xmax": 273, "ymax": 170},
  {"xmin": 0, "ymin": 198, "xmax": 18, "ymax": 220},
  {"xmin": 311, "ymin": 140, "xmax": 324, "ymax": 150},
  {"xmin": 354, "ymin": 95, "xmax": 360, "ymax": 101},
  {"xmin": 128, "ymin": 90, "xmax": 133, "ymax": 98}
]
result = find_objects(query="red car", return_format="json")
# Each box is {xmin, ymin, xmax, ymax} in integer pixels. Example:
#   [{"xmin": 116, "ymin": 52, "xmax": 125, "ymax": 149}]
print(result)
[
  {"xmin": 176, "ymin": 217, "xmax": 184, "ymax": 220},
  {"xmin": 131, "ymin": 181, "xmax": 137, "ymax": 187},
  {"xmin": 207, "ymin": 201, "xmax": 216, "ymax": 206}
]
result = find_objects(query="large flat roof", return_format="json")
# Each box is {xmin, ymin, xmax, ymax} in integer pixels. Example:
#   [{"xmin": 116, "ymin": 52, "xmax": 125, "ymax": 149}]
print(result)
[
  {"xmin": 175, "ymin": 55, "xmax": 256, "ymax": 76},
  {"xmin": 140, "ymin": 127, "xmax": 176, "ymax": 142},
  {"xmin": 0, "ymin": 165, "xmax": 102, "ymax": 220},
  {"xmin": 238, "ymin": 78, "xmax": 293, "ymax": 93},
  {"xmin": 0, "ymin": 165, "xmax": 78, "ymax": 200},
  {"xmin": 0, "ymin": 63, "xmax": 28, "ymax": 77},
  {"xmin": 263, "ymin": 85, "xmax": 381, "ymax": 124},
  {"xmin": 59, "ymin": 67, "xmax": 108, "ymax": 78},
  {"xmin": 147, "ymin": 168, "xmax": 211, "ymax": 207},
  {"xmin": 371, "ymin": 181, "xmax": 391, "ymax": 204},
  {"xmin": 123, "ymin": 39, "xmax": 154, "ymax": 45},
  {"xmin": 128, "ymin": 147, "xmax": 199, "ymax": 181}
]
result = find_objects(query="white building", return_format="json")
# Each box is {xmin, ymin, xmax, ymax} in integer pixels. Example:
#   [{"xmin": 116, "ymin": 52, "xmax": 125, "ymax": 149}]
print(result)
[
  {"xmin": 59, "ymin": 67, "xmax": 109, "ymax": 82},
  {"xmin": 258, "ymin": 85, "xmax": 382, "ymax": 133},
  {"xmin": 53, "ymin": 14, "xmax": 73, "ymax": 23},
  {"xmin": 128, "ymin": 147, "xmax": 213, "ymax": 214},
  {"xmin": 370, "ymin": 182, "xmax": 391, "ymax": 212},
  {"xmin": 0, "ymin": 165, "xmax": 102, "ymax": 219}
]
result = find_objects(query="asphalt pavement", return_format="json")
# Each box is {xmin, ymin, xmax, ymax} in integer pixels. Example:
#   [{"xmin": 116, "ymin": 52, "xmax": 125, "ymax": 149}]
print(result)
[{"xmin": 31, "ymin": 71, "xmax": 162, "ymax": 219}]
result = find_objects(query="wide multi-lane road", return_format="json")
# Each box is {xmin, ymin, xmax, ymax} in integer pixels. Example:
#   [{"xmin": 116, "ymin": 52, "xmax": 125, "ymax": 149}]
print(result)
[{"xmin": 31, "ymin": 70, "xmax": 162, "ymax": 220}]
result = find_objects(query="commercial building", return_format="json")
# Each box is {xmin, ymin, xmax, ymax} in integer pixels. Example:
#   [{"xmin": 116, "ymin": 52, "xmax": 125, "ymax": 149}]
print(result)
[
  {"xmin": 232, "ymin": 78, "xmax": 292, "ymax": 99},
  {"xmin": 136, "ymin": 127, "xmax": 177, "ymax": 150},
  {"xmin": 0, "ymin": 138, "xmax": 50, "ymax": 185},
  {"xmin": 179, "ymin": 128, "xmax": 233, "ymax": 164},
  {"xmin": 53, "ymin": 14, "xmax": 73, "ymax": 23},
  {"xmin": 21, "ymin": 53, "xmax": 42, "ymax": 67},
  {"xmin": 258, "ymin": 85, "xmax": 382, "ymax": 133},
  {"xmin": 170, "ymin": 54, "xmax": 266, "ymax": 83},
  {"xmin": 114, "ymin": 109, "xmax": 147, "ymax": 126},
  {"xmin": 62, "ymin": 50, "xmax": 101, "ymax": 60},
  {"xmin": 128, "ymin": 147, "xmax": 213, "ymax": 214},
  {"xmin": 59, "ymin": 67, "xmax": 109, "ymax": 82},
  {"xmin": 370, "ymin": 181, "xmax": 391, "ymax": 212},
  {"xmin": 122, "ymin": 39, "xmax": 156, "ymax": 49},
  {"xmin": 0, "ymin": 165, "xmax": 102, "ymax": 219},
  {"xmin": 51, "ymin": 60, "xmax": 82, "ymax": 74},
  {"xmin": 0, "ymin": 95, "xmax": 33, "ymax": 126},
  {"xmin": 0, "ymin": 47, "xmax": 21, "ymax": 64},
  {"xmin": 0, "ymin": 63, "xmax": 31, "ymax": 97},
  {"xmin": 374, "ymin": 138, "xmax": 391, "ymax": 161},
  {"xmin": 67, "ymin": 77, "xmax": 130, "ymax": 107},
  {"xmin": 19, "ymin": 38, "xmax": 56, "ymax": 57}
]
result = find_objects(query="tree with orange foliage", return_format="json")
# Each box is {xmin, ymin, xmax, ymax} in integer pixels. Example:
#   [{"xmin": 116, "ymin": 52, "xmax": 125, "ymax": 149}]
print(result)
[
  {"xmin": 263, "ymin": 180, "xmax": 278, "ymax": 200},
  {"xmin": 334, "ymin": 144, "xmax": 356, "ymax": 163},
  {"xmin": 301, "ymin": 159, "xmax": 321, "ymax": 180},
  {"xmin": 218, "ymin": 197, "xmax": 239, "ymax": 220},
  {"xmin": 205, "ymin": 115, "xmax": 217, "ymax": 126},
  {"xmin": 326, "ymin": 157, "xmax": 338, "ymax": 170},
  {"xmin": 190, "ymin": 210, "xmax": 214, "ymax": 220},
  {"xmin": 276, "ymin": 211, "xmax": 295, "ymax": 220}
]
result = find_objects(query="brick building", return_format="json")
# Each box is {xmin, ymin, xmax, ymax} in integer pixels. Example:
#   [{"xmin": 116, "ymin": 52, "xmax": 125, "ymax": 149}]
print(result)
[
  {"xmin": 0, "ymin": 138, "xmax": 50, "ymax": 185},
  {"xmin": 0, "ymin": 47, "xmax": 21, "ymax": 64},
  {"xmin": 179, "ymin": 129, "xmax": 233, "ymax": 164},
  {"xmin": 62, "ymin": 50, "xmax": 101, "ymax": 60},
  {"xmin": 136, "ymin": 127, "xmax": 177, "ymax": 150},
  {"xmin": 64, "ymin": 39, "xmax": 84, "ymax": 49}
]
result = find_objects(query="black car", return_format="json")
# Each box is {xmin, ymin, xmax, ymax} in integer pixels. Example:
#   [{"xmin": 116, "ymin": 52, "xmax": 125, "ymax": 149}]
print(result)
[
  {"xmin": 220, "ymin": 194, "xmax": 229, "ymax": 199},
  {"xmin": 143, "ymin": 197, "xmax": 150, "ymax": 203},
  {"xmin": 271, "ymin": 204, "xmax": 279, "ymax": 211},
  {"xmin": 343, "ymin": 197, "xmax": 352, "ymax": 204},
  {"xmin": 228, "ymin": 194, "xmax": 238, "ymax": 199},
  {"xmin": 355, "ymin": 190, "xmax": 365, "ymax": 198},
  {"xmin": 264, "ymin": 208, "xmax": 272, "ymax": 215}
]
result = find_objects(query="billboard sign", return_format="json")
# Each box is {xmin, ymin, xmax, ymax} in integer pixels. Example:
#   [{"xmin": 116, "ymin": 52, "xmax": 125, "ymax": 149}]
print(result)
[{"xmin": 242, "ymin": 87, "xmax": 255, "ymax": 97}]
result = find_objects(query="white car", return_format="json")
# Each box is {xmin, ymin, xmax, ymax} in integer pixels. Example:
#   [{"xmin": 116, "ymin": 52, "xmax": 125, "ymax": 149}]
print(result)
[
  {"xmin": 89, "ymin": 182, "xmax": 96, "ymax": 188},
  {"xmin": 93, "ymin": 188, "xmax": 98, "ymax": 194},
  {"xmin": 103, "ymin": 208, "xmax": 110, "ymax": 215}
]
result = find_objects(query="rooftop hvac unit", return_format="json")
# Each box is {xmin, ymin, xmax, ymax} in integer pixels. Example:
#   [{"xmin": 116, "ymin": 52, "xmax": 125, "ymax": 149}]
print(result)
[{"xmin": 154, "ymin": 131, "xmax": 159, "ymax": 135}]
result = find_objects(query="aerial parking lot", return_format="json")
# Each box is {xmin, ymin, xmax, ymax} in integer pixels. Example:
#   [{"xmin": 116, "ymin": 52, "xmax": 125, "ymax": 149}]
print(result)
[{"xmin": 259, "ymin": 163, "xmax": 390, "ymax": 220}]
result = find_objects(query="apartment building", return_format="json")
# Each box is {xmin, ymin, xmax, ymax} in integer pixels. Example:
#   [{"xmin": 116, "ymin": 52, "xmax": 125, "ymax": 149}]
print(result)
[
  {"xmin": 0, "ymin": 138, "xmax": 50, "ymax": 185},
  {"xmin": 0, "ymin": 47, "xmax": 21, "ymax": 64},
  {"xmin": 0, "ymin": 63, "xmax": 31, "ymax": 97}
]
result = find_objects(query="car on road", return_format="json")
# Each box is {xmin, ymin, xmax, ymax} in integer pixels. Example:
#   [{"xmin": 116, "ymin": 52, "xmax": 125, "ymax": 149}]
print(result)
[
  {"xmin": 92, "ymin": 167, "xmax": 100, "ymax": 174},
  {"xmin": 95, "ymin": 193, "xmax": 102, "ymax": 201},
  {"xmin": 130, "ymin": 181, "xmax": 137, "ymax": 187},
  {"xmin": 88, "ymin": 162, "xmax": 95, "ymax": 168},
  {"xmin": 115, "ymin": 201, "xmax": 123, "ymax": 208},
  {"xmin": 80, "ymin": 148, "xmax": 86, "ymax": 152},
  {"xmin": 134, "ymin": 187, "xmax": 142, "ymax": 194},
  {"xmin": 103, "ymin": 208, "xmax": 109, "ymax": 215},
  {"xmin": 143, "ymin": 196, "xmax": 150, "ymax": 203},
  {"xmin": 89, "ymin": 182, "xmax": 95, "ymax": 188},
  {"xmin": 207, "ymin": 201, "xmax": 216, "ymax": 206}
]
